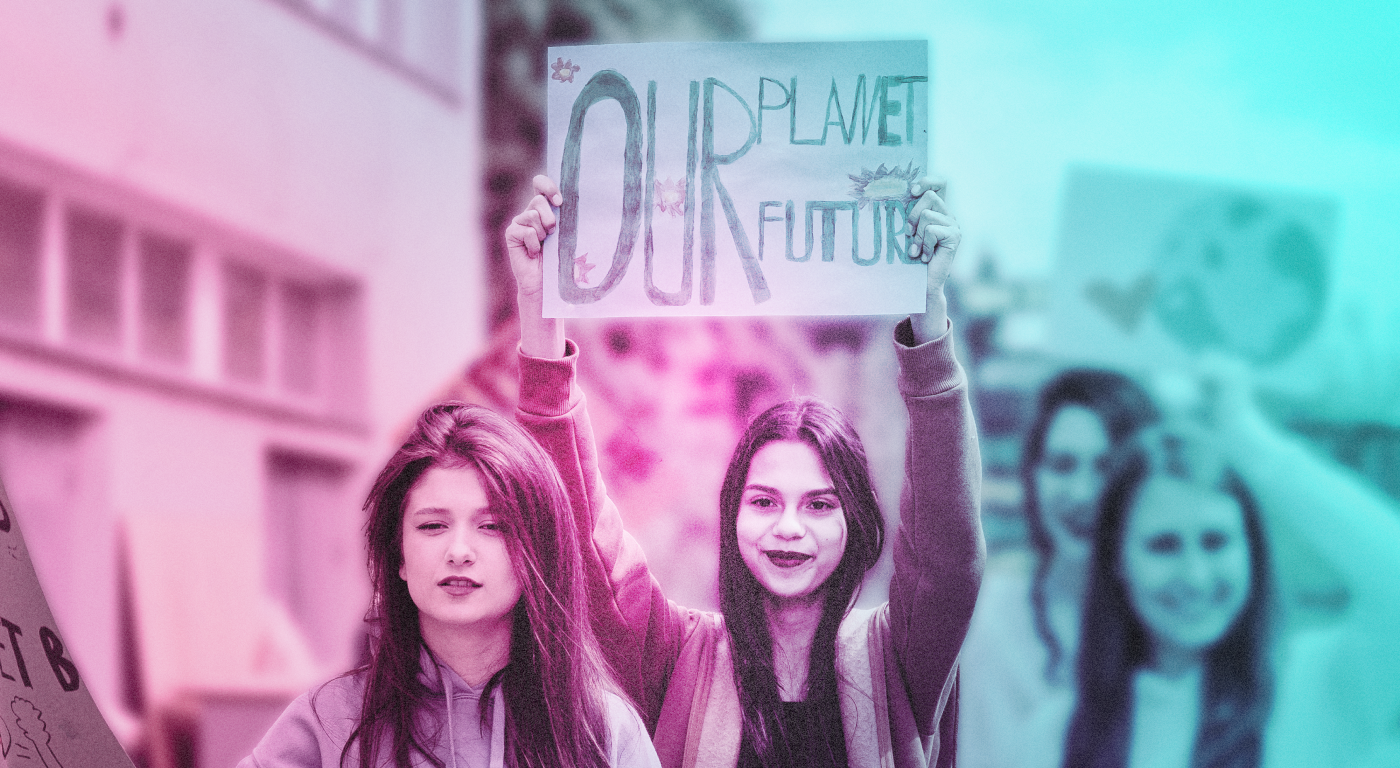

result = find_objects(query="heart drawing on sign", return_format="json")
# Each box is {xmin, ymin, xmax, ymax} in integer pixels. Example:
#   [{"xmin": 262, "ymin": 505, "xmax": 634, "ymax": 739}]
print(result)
[{"xmin": 1083, "ymin": 273, "xmax": 1157, "ymax": 334}]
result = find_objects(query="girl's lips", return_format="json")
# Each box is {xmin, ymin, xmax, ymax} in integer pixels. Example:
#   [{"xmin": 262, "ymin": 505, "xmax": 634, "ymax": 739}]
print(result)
[
  {"xmin": 765, "ymin": 551, "xmax": 813, "ymax": 569},
  {"xmin": 439, "ymin": 576, "xmax": 483, "ymax": 596}
]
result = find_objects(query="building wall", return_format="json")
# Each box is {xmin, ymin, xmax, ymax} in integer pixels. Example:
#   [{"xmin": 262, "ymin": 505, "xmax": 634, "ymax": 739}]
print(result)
[{"xmin": 0, "ymin": 0, "xmax": 484, "ymax": 748}]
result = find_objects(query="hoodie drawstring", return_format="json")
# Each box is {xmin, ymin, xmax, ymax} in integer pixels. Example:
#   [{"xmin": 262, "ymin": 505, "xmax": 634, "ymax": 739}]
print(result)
[{"xmin": 489, "ymin": 685, "xmax": 505, "ymax": 768}]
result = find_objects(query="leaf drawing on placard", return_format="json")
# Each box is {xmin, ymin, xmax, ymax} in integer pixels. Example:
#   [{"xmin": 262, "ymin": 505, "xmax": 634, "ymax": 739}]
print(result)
[
  {"xmin": 550, "ymin": 57, "xmax": 581, "ymax": 83},
  {"xmin": 1084, "ymin": 273, "xmax": 1157, "ymax": 334},
  {"xmin": 655, "ymin": 178, "xmax": 685, "ymax": 217},
  {"xmin": 10, "ymin": 697, "xmax": 64, "ymax": 767},
  {"xmin": 574, "ymin": 253, "xmax": 596, "ymax": 287}
]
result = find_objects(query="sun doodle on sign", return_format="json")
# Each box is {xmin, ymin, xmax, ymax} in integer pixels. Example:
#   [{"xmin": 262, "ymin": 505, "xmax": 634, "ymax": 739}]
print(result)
[{"xmin": 848, "ymin": 163, "xmax": 921, "ymax": 209}]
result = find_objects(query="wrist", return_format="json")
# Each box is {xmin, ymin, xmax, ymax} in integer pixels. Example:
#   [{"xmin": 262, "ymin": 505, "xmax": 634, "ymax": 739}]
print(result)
[
  {"xmin": 910, "ymin": 291, "xmax": 949, "ymax": 345},
  {"xmin": 516, "ymin": 290, "xmax": 565, "ymax": 359}
]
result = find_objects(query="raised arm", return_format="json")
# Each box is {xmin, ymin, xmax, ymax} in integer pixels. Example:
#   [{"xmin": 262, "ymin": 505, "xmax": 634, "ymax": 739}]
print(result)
[
  {"xmin": 506, "ymin": 177, "xmax": 691, "ymax": 725},
  {"xmin": 1198, "ymin": 357, "xmax": 1400, "ymax": 739},
  {"xmin": 505, "ymin": 175, "xmax": 567, "ymax": 360},
  {"xmin": 888, "ymin": 179, "xmax": 986, "ymax": 731}
]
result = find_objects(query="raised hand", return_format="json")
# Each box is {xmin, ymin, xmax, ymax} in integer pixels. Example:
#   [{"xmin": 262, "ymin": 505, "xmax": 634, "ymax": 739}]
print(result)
[
  {"xmin": 504, "ymin": 175, "xmax": 567, "ymax": 359},
  {"xmin": 905, "ymin": 177, "xmax": 961, "ymax": 343},
  {"xmin": 504, "ymin": 175, "xmax": 563, "ymax": 301}
]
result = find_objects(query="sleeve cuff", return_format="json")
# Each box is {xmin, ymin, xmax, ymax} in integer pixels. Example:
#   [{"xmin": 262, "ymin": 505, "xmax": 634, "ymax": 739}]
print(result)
[
  {"xmin": 517, "ymin": 338, "xmax": 580, "ymax": 417},
  {"xmin": 893, "ymin": 317, "xmax": 962, "ymax": 397}
]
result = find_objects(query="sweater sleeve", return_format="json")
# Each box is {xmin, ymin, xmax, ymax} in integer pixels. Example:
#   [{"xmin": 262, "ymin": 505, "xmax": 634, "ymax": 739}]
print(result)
[
  {"xmin": 237, "ymin": 682, "xmax": 360, "ymax": 768},
  {"xmin": 515, "ymin": 340, "xmax": 697, "ymax": 728},
  {"xmin": 887, "ymin": 318, "xmax": 986, "ymax": 734}
]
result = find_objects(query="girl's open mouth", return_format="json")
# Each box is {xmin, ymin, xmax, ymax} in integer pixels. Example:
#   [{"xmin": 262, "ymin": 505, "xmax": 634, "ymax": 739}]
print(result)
[
  {"xmin": 765, "ymin": 551, "xmax": 813, "ymax": 569},
  {"xmin": 439, "ymin": 576, "xmax": 483, "ymax": 595}
]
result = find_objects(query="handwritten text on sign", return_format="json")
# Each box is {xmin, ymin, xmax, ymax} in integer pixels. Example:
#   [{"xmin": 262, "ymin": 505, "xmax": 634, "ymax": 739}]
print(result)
[{"xmin": 544, "ymin": 41, "xmax": 929, "ymax": 317}]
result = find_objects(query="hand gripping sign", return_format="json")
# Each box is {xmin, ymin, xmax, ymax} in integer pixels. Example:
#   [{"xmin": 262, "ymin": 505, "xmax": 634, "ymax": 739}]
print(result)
[
  {"xmin": 543, "ymin": 40, "xmax": 930, "ymax": 318},
  {"xmin": 0, "ymin": 477, "xmax": 135, "ymax": 768}
]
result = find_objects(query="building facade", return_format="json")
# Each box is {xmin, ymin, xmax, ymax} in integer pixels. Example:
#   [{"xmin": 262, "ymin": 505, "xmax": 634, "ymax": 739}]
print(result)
[{"xmin": 0, "ymin": 1, "xmax": 483, "ymax": 763}]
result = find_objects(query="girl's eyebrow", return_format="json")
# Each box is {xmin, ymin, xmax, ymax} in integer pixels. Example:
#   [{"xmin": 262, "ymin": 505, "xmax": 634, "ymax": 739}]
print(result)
[
  {"xmin": 743, "ymin": 484, "xmax": 838, "ymax": 498},
  {"xmin": 744, "ymin": 484, "xmax": 780, "ymax": 495}
]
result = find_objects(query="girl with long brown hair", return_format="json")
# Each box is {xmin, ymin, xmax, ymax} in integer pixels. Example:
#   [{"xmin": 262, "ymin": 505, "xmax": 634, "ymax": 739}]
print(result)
[
  {"xmin": 505, "ymin": 174, "xmax": 983, "ymax": 768},
  {"xmin": 241, "ymin": 403, "xmax": 661, "ymax": 768}
]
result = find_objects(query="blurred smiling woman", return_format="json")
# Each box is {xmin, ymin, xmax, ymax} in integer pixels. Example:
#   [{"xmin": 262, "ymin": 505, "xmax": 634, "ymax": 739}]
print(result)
[{"xmin": 1065, "ymin": 373, "xmax": 1400, "ymax": 768}]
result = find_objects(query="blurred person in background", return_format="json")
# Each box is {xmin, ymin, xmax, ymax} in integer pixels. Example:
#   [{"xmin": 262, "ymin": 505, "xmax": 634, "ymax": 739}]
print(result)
[
  {"xmin": 506, "ymin": 174, "xmax": 983, "ymax": 768},
  {"xmin": 1064, "ymin": 357, "xmax": 1400, "ymax": 768},
  {"xmin": 239, "ymin": 404, "xmax": 659, "ymax": 768},
  {"xmin": 958, "ymin": 369, "xmax": 1160, "ymax": 768}
]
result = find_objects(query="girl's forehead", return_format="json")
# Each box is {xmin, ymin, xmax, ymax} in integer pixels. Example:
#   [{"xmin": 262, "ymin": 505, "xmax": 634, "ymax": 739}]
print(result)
[
  {"xmin": 1044, "ymin": 405, "xmax": 1109, "ymax": 451},
  {"xmin": 747, "ymin": 439, "xmax": 831, "ymax": 484},
  {"xmin": 1128, "ymin": 476, "xmax": 1244, "ymax": 535}
]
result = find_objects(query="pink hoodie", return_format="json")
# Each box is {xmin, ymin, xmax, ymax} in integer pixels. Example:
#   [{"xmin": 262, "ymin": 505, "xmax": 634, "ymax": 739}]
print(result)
[{"xmin": 516, "ymin": 319, "xmax": 985, "ymax": 768}]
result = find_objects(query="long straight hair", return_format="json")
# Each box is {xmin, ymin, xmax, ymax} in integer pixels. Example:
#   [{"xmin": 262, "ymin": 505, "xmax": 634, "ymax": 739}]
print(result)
[
  {"xmin": 345, "ymin": 402, "xmax": 616, "ymax": 768},
  {"xmin": 1020, "ymin": 368, "xmax": 1159, "ymax": 679},
  {"xmin": 1063, "ymin": 428, "xmax": 1274, "ymax": 768},
  {"xmin": 718, "ymin": 397, "xmax": 885, "ymax": 768}
]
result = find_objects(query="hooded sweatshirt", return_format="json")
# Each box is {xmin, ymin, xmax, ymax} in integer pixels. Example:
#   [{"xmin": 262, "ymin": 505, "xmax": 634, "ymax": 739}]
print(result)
[
  {"xmin": 238, "ymin": 649, "xmax": 660, "ymax": 768},
  {"xmin": 514, "ymin": 320, "xmax": 985, "ymax": 768}
]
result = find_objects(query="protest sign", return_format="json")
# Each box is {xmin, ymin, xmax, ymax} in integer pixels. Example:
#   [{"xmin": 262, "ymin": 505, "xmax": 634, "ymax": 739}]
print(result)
[
  {"xmin": 1048, "ymin": 166, "xmax": 1336, "ymax": 373},
  {"xmin": 543, "ymin": 40, "xmax": 930, "ymax": 317},
  {"xmin": 0, "ymin": 476, "xmax": 134, "ymax": 768}
]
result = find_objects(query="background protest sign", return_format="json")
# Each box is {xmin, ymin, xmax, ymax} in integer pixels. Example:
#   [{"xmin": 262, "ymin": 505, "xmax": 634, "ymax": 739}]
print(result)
[
  {"xmin": 0, "ymin": 477, "xmax": 134, "ymax": 768},
  {"xmin": 543, "ymin": 40, "xmax": 929, "ymax": 318},
  {"xmin": 1047, "ymin": 166, "xmax": 1337, "ymax": 383}
]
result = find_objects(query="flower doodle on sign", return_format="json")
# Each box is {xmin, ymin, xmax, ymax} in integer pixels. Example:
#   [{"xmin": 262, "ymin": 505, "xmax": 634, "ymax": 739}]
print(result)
[
  {"xmin": 550, "ymin": 57, "xmax": 581, "ymax": 83},
  {"xmin": 654, "ymin": 178, "xmax": 686, "ymax": 217}
]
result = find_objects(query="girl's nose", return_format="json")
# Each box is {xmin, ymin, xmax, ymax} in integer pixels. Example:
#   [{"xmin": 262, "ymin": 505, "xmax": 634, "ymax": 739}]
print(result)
[
  {"xmin": 447, "ymin": 531, "xmax": 476, "ymax": 566},
  {"xmin": 772, "ymin": 505, "xmax": 806, "ymax": 539}
]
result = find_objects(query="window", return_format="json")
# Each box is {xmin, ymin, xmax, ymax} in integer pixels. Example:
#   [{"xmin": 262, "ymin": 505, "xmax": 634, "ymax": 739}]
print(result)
[
  {"xmin": 66, "ymin": 207, "xmax": 124, "ymax": 348},
  {"xmin": 264, "ymin": 450, "xmax": 352, "ymax": 662},
  {"xmin": 271, "ymin": 0, "xmax": 460, "ymax": 101},
  {"xmin": 139, "ymin": 232, "xmax": 192, "ymax": 365},
  {"xmin": 0, "ymin": 166, "xmax": 366, "ymax": 422},
  {"xmin": 0, "ymin": 179, "xmax": 43, "ymax": 332},
  {"xmin": 223, "ymin": 261, "xmax": 268, "ymax": 384},
  {"xmin": 279, "ymin": 281, "xmax": 320, "ymax": 395}
]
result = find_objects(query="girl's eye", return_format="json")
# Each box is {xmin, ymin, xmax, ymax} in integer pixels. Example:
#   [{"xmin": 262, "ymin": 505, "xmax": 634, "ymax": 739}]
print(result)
[
  {"xmin": 808, "ymin": 498, "xmax": 840, "ymax": 512},
  {"xmin": 1145, "ymin": 533, "xmax": 1182, "ymax": 554},
  {"xmin": 1044, "ymin": 454, "xmax": 1077, "ymax": 475},
  {"xmin": 416, "ymin": 521, "xmax": 447, "ymax": 532},
  {"xmin": 1200, "ymin": 530, "xmax": 1229, "ymax": 551},
  {"xmin": 747, "ymin": 496, "xmax": 777, "ymax": 509}
]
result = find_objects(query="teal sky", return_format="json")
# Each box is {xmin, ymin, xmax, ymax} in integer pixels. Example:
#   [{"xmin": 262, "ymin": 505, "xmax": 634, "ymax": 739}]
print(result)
[
  {"xmin": 751, "ymin": 0, "xmax": 1399, "ymax": 277},
  {"xmin": 753, "ymin": 0, "xmax": 1400, "ymax": 420}
]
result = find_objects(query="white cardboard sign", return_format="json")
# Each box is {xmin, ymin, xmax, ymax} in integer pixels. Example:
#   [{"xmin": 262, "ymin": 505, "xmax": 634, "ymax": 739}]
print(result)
[
  {"xmin": 1048, "ymin": 166, "xmax": 1336, "ymax": 373},
  {"xmin": 543, "ymin": 40, "xmax": 930, "ymax": 318},
  {"xmin": 0, "ymin": 477, "xmax": 135, "ymax": 768}
]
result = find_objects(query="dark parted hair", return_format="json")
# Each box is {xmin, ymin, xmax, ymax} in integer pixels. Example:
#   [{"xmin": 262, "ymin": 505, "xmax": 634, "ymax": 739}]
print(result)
[
  {"xmin": 718, "ymin": 397, "xmax": 886, "ymax": 768},
  {"xmin": 346, "ymin": 402, "xmax": 616, "ymax": 768},
  {"xmin": 1021, "ymin": 368, "xmax": 1160, "ymax": 679},
  {"xmin": 1063, "ymin": 427, "xmax": 1274, "ymax": 768}
]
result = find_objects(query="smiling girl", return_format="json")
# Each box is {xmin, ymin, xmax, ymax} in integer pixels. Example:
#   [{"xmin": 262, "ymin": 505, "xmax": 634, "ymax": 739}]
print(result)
[
  {"xmin": 240, "ymin": 404, "xmax": 660, "ymax": 768},
  {"xmin": 505, "ymin": 174, "xmax": 983, "ymax": 768},
  {"xmin": 1065, "ymin": 399, "xmax": 1400, "ymax": 768}
]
